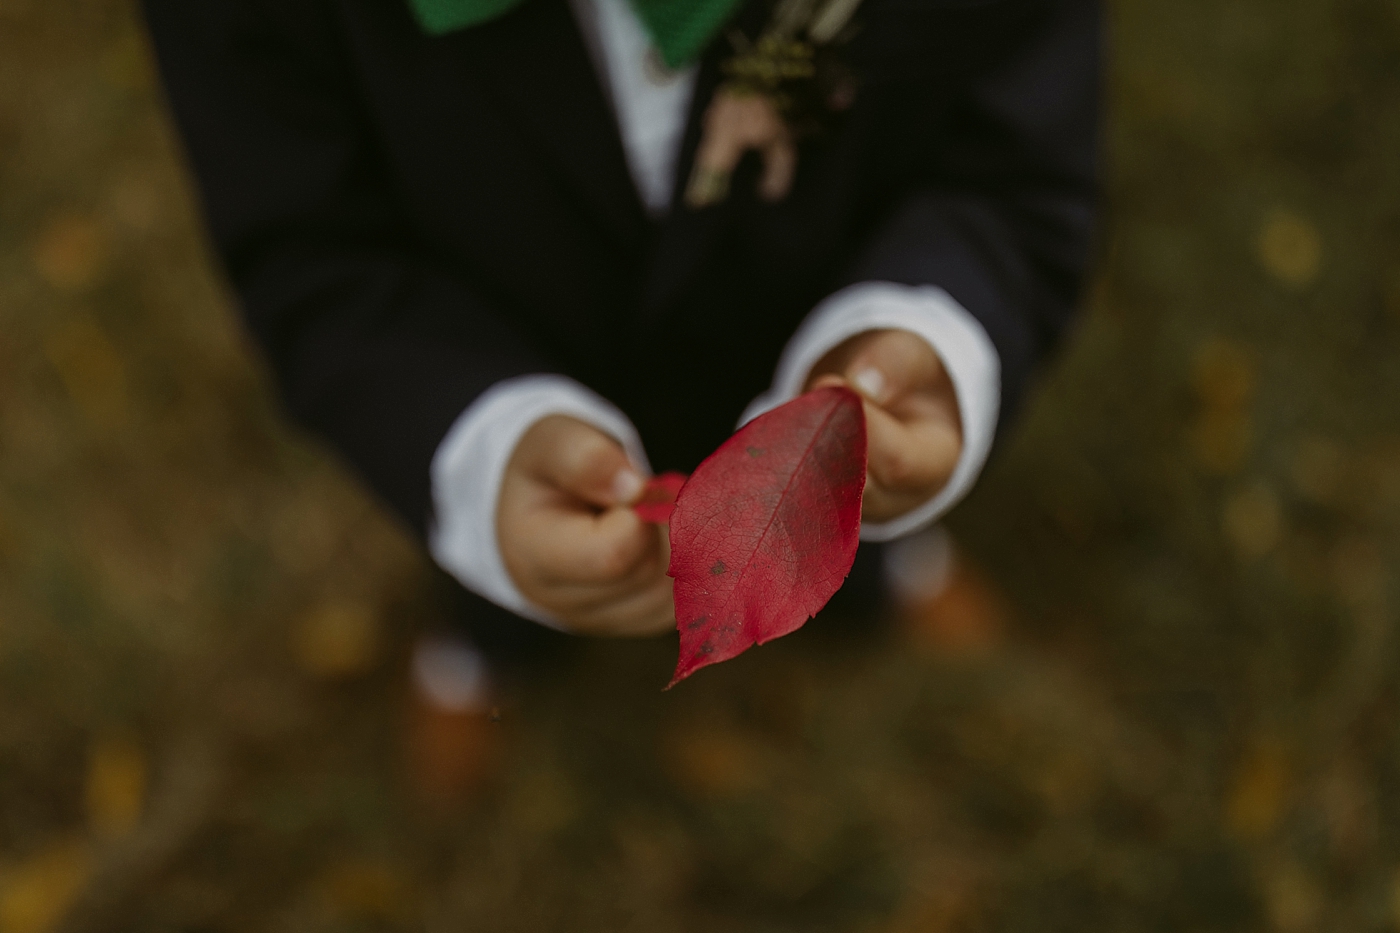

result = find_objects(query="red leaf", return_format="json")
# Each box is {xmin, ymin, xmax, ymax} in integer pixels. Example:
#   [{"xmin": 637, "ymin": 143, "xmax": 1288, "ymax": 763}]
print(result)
[
  {"xmin": 667, "ymin": 386, "xmax": 867, "ymax": 686},
  {"xmin": 633, "ymin": 472, "xmax": 688, "ymax": 523}
]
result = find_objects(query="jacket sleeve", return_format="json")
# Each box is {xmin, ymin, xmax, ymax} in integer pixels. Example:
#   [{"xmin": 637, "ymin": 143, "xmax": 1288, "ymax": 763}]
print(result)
[
  {"xmin": 844, "ymin": 0, "xmax": 1102, "ymax": 426},
  {"xmin": 142, "ymin": 0, "xmax": 550, "ymax": 535}
]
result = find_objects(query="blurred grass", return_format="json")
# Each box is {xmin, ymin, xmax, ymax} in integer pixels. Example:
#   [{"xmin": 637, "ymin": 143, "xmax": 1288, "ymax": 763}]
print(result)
[{"xmin": 1, "ymin": 0, "xmax": 1398, "ymax": 930}]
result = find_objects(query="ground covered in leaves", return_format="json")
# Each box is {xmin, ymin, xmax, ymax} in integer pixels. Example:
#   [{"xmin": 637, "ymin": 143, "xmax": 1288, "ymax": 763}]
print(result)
[{"xmin": 2, "ymin": 0, "xmax": 1399, "ymax": 930}]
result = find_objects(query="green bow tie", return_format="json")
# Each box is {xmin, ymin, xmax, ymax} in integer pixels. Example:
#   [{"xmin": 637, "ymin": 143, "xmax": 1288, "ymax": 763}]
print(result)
[{"xmin": 408, "ymin": 0, "xmax": 744, "ymax": 69}]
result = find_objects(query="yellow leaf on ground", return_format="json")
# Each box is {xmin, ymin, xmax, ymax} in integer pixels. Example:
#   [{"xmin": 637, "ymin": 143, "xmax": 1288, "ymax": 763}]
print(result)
[
  {"xmin": 85, "ymin": 735, "xmax": 147, "ymax": 838},
  {"xmin": 1225, "ymin": 738, "xmax": 1292, "ymax": 840},
  {"xmin": 660, "ymin": 724, "xmax": 770, "ymax": 799},
  {"xmin": 1262, "ymin": 861, "xmax": 1323, "ymax": 933},
  {"xmin": 1222, "ymin": 482, "xmax": 1283, "ymax": 560},
  {"xmin": 317, "ymin": 859, "xmax": 413, "ymax": 919},
  {"xmin": 1189, "ymin": 339, "xmax": 1257, "ymax": 474},
  {"xmin": 0, "ymin": 841, "xmax": 90, "ymax": 933},
  {"xmin": 1192, "ymin": 338, "xmax": 1256, "ymax": 412},
  {"xmin": 292, "ymin": 601, "xmax": 380, "ymax": 679},
  {"xmin": 31, "ymin": 215, "xmax": 109, "ymax": 293},
  {"xmin": 43, "ymin": 316, "xmax": 129, "ymax": 431},
  {"xmin": 1257, "ymin": 208, "xmax": 1322, "ymax": 288}
]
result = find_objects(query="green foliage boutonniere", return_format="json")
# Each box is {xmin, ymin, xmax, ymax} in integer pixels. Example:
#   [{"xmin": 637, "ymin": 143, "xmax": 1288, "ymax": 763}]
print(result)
[{"xmin": 686, "ymin": 0, "xmax": 865, "ymax": 207}]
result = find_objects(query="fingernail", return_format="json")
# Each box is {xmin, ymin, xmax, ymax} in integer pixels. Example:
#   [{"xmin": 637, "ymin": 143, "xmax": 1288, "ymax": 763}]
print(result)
[
  {"xmin": 852, "ymin": 366, "xmax": 887, "ymax": 403},
  {"xmin": 611, "ymin": 468, "xmax": 644, "ymax": 505}
]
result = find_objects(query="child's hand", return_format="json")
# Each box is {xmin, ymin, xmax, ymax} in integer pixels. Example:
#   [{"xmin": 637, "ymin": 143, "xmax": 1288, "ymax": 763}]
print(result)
[
  {"xmin": 497, "ymin": 415, "xmax": 675, "ymax": 637},
  {"xmin": 806, "ymin": 330, "xmax": 963, "ymax": 523}
]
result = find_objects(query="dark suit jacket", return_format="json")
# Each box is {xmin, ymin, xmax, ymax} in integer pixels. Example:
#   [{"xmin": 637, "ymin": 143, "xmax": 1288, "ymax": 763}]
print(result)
[{"xmin": 142, "ymin": 0, "xmax": 1100, "ymax": 541}]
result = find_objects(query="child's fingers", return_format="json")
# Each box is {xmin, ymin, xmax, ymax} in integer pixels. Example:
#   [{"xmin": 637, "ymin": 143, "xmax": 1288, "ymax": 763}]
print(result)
[
  {"xmin": 541, "ymin": 562, "xmax": 667, "ymax": 613},
  {"xmin": 500, "ymin": 416, "xmax": 673, "ymax": 627},
  {"xmin": 535, "ymin": 521, "xmax": 668, "ymax": 603},
  {"xmin": 841, "ymin": 330, "xmax": 947, "ymax": 408},
  {"xmin": 863, "ymin": 401, "xmax": 959, "ymax": 496},
  {"xmin": 526, "ymin": 523, "xmax": 674, "ymax": 637},
  {"xmin": 526, "ymin": 504, "xmax": 658, "ymax": 587},
  {"xmin": 560, "ymin": 574, "xmax": 676, "ymax": 638},
  {"xmin": 524, "ymin": 416, "xmax": 644, "ymax": 509},
  {"xmin": 809, "ymin": 372, "xmax": 849, "ymax": 392}
]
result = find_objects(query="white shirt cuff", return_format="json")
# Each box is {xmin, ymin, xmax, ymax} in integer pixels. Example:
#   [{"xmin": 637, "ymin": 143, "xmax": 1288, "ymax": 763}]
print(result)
[
  {"xmin": 739, "ymin": 282, "xmax": 1001, "ymax": 542},
  {"xmin": 428, "ymin": 374, "xmax": 650, "ymax": 629}
]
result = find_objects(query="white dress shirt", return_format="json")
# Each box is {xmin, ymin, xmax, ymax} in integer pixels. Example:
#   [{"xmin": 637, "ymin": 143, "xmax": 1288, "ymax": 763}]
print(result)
[{"xmin": 428, "ymin": 0, "xmax": 1002, "ymax": 625}]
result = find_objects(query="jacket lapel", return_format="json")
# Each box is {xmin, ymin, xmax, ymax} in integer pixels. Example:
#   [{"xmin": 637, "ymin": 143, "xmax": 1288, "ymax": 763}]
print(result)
[
  {"xmin": 459, "ymin": 0, "xmax": 648, "ymax": 249},
  {"xmin": 454, "ymin": 0, "xmax": 766, "ymax": 320},
  {"xmin": 636, "ymin": 36, "xmax": 731, "ymax": 322},
  {"xmin": 639, "ymin": 0, "xmax": 769, "ymax": 324}
]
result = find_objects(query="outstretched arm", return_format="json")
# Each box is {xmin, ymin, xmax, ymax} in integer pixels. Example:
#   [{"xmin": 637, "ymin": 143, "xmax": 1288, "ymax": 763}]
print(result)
[{"xmin": 143, "ymin": 0, "xmax": 547, "ymax": 534}]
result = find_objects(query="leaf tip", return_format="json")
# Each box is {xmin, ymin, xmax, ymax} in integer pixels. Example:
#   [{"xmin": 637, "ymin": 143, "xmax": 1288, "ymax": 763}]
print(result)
[{"xmin": 664, "ymin": 663, "xmax": 696, "ymax": 690}]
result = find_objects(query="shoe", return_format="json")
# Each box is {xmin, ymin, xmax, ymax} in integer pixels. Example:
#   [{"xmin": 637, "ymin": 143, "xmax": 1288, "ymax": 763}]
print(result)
[
  {"xmin": 403, "ymin": 635, "xmax": 500, "ymax": 806},
  {"xmin": 884, "ymin": 526, "xmax": 1006, "ymax": 655}
]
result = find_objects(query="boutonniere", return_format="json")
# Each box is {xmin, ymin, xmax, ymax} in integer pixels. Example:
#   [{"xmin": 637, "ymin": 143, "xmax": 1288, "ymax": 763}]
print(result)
[{"xmin": 684, "ymin": 0, "xmax": 865, "ymax": 208}]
